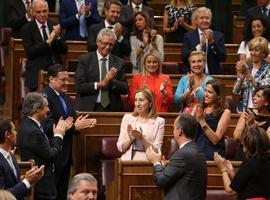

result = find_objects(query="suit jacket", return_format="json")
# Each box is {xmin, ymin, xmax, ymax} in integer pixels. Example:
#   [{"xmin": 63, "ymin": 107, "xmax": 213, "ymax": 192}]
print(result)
[
  {"xmin": 75, "ymin": 51, "xmax": 128, "ymax": 111},
  {"xmin": 20, "ymin": 20, "xmax": 68, "ymax": 89},
  {"xmin": 59, "ymin": 0, "xmax": 100, "ymax": 40},
  {"xmin": 119, "ymin": 4, "xmax": 155, "ymax": 33},
  {"xmin": 153, "ymin": 141, "xmax": 207, "ymax": 200},
  {"xmin": 182, "ymin": 29, "xmax": 227, "ymax": 74},
  {"xmin": 86, "ymin": 22, "xmax": 131, "ymax": 58},
  {"xmin": 7, "ymin": 0, "xmax": 29, "ymax": 38},
  {"xmin": 117, "ymin": 113, "xmax": 165, "ymax": 160},
  {"xmin": 42, "ymin": 85, "xmax": 77, "ymax": 167},
  {"xmin": 0, "ymin": 153, "xmax": 28, "ymax": 200},
  {"xmin": 18, "ymin": 116, "xmax": 63, "ymax": 199}
]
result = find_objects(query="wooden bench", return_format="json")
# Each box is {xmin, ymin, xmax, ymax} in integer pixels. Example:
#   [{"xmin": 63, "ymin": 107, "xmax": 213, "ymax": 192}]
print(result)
[
  {"xmin": 106, "ymin": 159, "xmax": 241, "ymax": 200},
  {"xmin": 4, "ymin": 38, "xmax": 239, "ymax": 126}
]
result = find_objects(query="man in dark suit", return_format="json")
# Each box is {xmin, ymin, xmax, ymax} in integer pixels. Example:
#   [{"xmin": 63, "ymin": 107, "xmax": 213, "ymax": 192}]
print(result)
[
  {"xmin": 87, "ymin": 0, "xmax": 131, "ymax": 58},
  {"xmin": 18, "ymin": 92, "xmax": 71, "ymax": 200},
  {"xmin": 20, "ymin": 0, "xmax": 67, "ymax": 91},
  {"xmin": 244, "ymin": 0, "xmax": 270, "ymax": 31},
  {"xmin": 182, "ymin": 7, "xmax": 227, "ymax": 74},
  {"xmin": 0, "ymin": 117, "xmax": 44, "ymax": 200},
  {"xmin": 76, "ymin": 28, "xmax": 128, "ymax": 112},
  {"xmin": 146, "ymin": 114, "xmax": 207, "ymax": 200},
  {"xmin": 59, "ymin": 0, "xmax": 100, "ymax": 40},
  {"xmin": 7, "ymin": 0, "xmax": 33, "ymax": 38},
  {"xmin": 119, "ymin": 0, "xmax": 155, "ymax": 33},
  {"xmin": 42, "ymin": 64, "xmax": 96, "ymax": 200}
]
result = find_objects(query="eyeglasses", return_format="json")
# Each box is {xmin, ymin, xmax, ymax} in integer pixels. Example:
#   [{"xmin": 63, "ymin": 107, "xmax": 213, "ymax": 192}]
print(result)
[{"xmin": 99, "ymin": 40, "xmax": 115, "ymax": 47}]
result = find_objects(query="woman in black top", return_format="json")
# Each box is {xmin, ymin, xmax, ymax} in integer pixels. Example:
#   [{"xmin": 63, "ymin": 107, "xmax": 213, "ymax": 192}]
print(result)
[
  {"xmin": 215, "ymin": 127, "xmax": 270, "ymax": 200},
  {"xmin": 234, "ymin": 85, "xmax": 270, "ymax": 141}
]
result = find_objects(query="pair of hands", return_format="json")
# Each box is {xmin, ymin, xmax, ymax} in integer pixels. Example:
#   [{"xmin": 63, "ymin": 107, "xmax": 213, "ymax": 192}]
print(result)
[
  {"xmin": 78, "ymin": 3, "xmax": 92, "ymax": 17},
  {"xmin": 235, "ymin": 60, "xmax": 253, "ymax": 81},
  {"xmin": 194, "ymin": 104, "xmax": 205, "ymax": 124},
  {"xmin": 142, "ymin": 29, "xmax": 157, "ymax": 46},
  {"xmin": 200, "ymin": 29, "xmax": 214, "ymax": 47},
  {"xmin": 127, "ymin": 124, "xmax": 143, "ymax": 141},
  {"xmin": 146, "ymin": 146, "xmax": 167, "ymax": 167},
  {"xmin": 23, "ymin": 165, "xmax": 44, "ymax": 186},
  {"xmin": 214, "ymin": 152, "xmax": 233, "ymax": 172},
  {"xmin": 100, "ymin": 67, "xmax": 118, "ymax": 88},
  {"xmin": 160, "ymin": 80, "xmax": 168, "ymax": 98},
  {"xmin": 47, "ymin": 24, "xmax": 61, "ymax": 44},
  {"xmin": 53, "ymin": 115, "xmax": 97, "ymax": 136},
  {"xmin": 171, "ymin": 17, "xmax": 185, "ymax": 32}
]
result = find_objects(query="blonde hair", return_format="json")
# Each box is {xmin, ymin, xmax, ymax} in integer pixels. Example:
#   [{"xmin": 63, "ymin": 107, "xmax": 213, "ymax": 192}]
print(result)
[
  {"xmin": 132, "ymin": 87, "xmax": 158, "ymax": 118},
  {"xmin": 248, "ymin": 36, "xmax": 269, "ymax": 58},
  {"xmin": 188, "ymin": 50, "xmax": 206, "ymax": 63},
  {"xmin": 142, "ymin": 49, "xmax": 162, "ymax": 75},
  {"xmin": 0, "ymin": 190, "xmax": 16, "ymax": 200}
]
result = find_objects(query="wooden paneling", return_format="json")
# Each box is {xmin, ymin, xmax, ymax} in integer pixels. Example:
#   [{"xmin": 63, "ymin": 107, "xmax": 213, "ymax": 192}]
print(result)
[{"xmin": 106, "ymin": 159, "xmax": 241, "ymax": 200}]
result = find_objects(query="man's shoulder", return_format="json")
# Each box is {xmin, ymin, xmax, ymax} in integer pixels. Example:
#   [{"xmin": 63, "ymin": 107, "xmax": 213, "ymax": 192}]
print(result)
[
  {"xmin": 143, "ymin": 5, "xmax": 154, "ymax": 13},
  {"xmin": 184, "ymin": 30, "xmax": 198, "ymax": 38},
  {"xmin": 89, "ymin": 22, "xmax": 104, "ymax": 31},
  {"xmin": 247, "ymin": 5, "xmax": 261, "ymax": 16}
]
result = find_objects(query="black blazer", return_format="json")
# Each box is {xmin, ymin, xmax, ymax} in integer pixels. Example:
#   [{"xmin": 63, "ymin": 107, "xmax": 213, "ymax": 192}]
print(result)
[
  {"xmin": 119, "ymin": 4, "xmax": 155, "ymax": 33},
  {"xmin": 20, "ymin": 20, "xmax": 68, "ymax": 89},
  {"xmin": 182, "ymin": 29, "xmax": 227, "ymax": 74},
  {"xmin": 153, "ymin": 141, "xmax": 207, "ymax": 200},
  {"xmin": 42, "ymin": 85, "xmax": 77, "ymax": 167},
  {"xmin": 7, "ymin": 0, "xmax": 29, "ymax": 38},
  {"xmin": 87, "ymin": 22, "xmax": 131, "ymax": 58},
  {"xmin": 18, "ymin": 116, "xmax": 63, "ymax": 199},
  {"xmin": 75, "ymin": 51, "xmax": 128, "ymax": 111},
  {"xmin": 0, "ymin": 153, "xmax": 28, "ymax": 200}
]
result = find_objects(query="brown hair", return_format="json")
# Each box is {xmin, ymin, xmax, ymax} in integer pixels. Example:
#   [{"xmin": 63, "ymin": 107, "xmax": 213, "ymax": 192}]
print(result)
[
  {"xmin": 202, "ymin": 79, "xmax": 225, "ymax": 115},
  {"xmin": 241, "ymin": 127, "xmax": 270, "ymax": 159},
  {"xmin": 255, "ymin": 85, "xmax": 270, "ymax": 112},
  {"xmin": 104, "ymin": 0, "xmax": 122, "ymax": 10},
  {"xmin": 132, "ymin": 87, "xmax": 158, "ymax": 118},
  {"xmin": 132, "ymin": 11, "xmax": 151, "ymax": 41}
]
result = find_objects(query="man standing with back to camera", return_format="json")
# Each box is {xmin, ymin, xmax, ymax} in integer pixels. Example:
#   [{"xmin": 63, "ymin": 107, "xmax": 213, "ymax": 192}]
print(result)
[{"xmin": 147, "ymin": 114, "xmax": 207, "ymax": 200}]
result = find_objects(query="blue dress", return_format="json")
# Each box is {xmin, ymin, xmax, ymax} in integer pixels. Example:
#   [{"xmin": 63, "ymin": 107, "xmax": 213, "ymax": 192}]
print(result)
[{"xmin": 195, "ymin": 111, "xmax": 225, "ymax": 160}]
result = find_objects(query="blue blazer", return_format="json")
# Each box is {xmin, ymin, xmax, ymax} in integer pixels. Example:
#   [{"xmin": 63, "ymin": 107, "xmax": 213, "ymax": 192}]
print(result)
[
  {"xmin": 182, "ymin": 29, "xmax": 227, "ymax": 74},
  {"xmin": 0, "ymin": 153, "xmax": 28, "ymax": 200},
  {"xmin": 59, "ymin": 0, "xmax": 100, "ymax": 40}
]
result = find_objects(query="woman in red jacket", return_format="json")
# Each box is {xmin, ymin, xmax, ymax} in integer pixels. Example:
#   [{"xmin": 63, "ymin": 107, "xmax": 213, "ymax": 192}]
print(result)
[{"xmin": 128, "ymin": 49, "xmax": 173, "ymax": 112}]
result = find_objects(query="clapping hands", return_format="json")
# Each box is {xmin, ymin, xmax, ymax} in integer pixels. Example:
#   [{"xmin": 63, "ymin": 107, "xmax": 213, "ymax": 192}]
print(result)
[{"xmin": 127, "ymin": 124, "xmax": 143, "ymax": 140}]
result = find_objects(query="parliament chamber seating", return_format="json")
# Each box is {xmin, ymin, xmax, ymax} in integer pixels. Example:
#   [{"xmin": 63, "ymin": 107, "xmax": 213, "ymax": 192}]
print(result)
[{"xmin": 206, "ymin": 190, "xmax": 237, "ymax": 200}]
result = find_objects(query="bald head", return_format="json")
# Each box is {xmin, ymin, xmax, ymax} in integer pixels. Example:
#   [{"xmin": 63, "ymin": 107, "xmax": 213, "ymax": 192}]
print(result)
[{"xmin": 32, "ymin": 0, "xmax": 49, "ymax": 24}]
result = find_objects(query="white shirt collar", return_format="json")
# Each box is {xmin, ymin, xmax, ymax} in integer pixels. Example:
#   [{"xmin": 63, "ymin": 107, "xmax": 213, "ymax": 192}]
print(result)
[
  {"xmin": 96, "ymin": 50, "xmax": 109, "ymax": 61},
  {"xmin": 0, "ymin": 147, "xmax": 10, "ymax": 159},
  {"xmin": 49, "ymin": 85, "xmax": 60, "ymax": 96},
  {"xmin": 132, "ymin": 2, "xmax": 142, "ymax": 10},
  {"xmin": 104, "ymin": 20, "xmax": 115, "ymax": 28},
  {"xmin": 28, "ymin": 116, "xmax": 41, "ymax": 128},
  {"xmin": 179, "ymin": 140, "xmax": 192, "ymax": 149},
  {"xmin": 35, "ymin": 19, "xmax": 48, "ymax": 29}
]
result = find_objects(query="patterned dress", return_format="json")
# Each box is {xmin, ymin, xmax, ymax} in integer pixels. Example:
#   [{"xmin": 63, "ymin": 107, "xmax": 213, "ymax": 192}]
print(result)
[{"xmin": 164, "ymin": 4, "xmax": 197, "ymax": 43}]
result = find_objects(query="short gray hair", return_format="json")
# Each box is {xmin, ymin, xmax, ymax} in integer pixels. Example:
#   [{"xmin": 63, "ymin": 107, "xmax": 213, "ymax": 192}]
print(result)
[
  {"xmin": 67, "ymin": 173, "xmax": 97, "ymax": 200},
  {"xmin": 196, "ymin": 7, "xmax": 212, "ymax": 19},
  {"xmin": 32, "ymin": 0, "xmax": 49, "ymax": 10},
  {"xmin": 96, "ymin": 28, "xmax": 117, "ymax": 42},
  {"xmin": 22, "ymin": 92, "xmax": 46, "ymax": 116}
]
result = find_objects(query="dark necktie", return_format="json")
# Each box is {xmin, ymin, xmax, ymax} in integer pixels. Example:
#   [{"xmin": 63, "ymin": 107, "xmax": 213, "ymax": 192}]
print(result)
[
  {"xmin": 135, "ymin": 5, "xmax": 140, "ymax": 10},
  {"xmin": 100, "ymin": 58, "xmax": 110, "ymax": 108},
  {"xmin": 41, "ymin": 25, "xmax": 48, "ymax": 41},
  {"xmin": 25, "ymin": 0, "xmax": 30, "ymax": 7},
  {"xmin": 59, "ymin": 94, "xmax": 68, "ymax": 115},
  {"xmin": 107, "ymin": 26, "xmax": 114, "ymax": 29},
  {"xmin": 263, "ymin": 7, "xmax": 268, "ymax": 17},
  {"xmin": 39, "ymin": 124, "xmax": 49, "ymax": 143}
]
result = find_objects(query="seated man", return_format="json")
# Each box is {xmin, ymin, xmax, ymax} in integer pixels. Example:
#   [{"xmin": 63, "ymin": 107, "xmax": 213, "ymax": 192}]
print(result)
[
  {"xmin": 76, "ymin": 28, "xmax": 128, "ymax": 112},
  {"xmin": 67, "ymin": 173, "xmax": 98, "ymax": 200},
  {"xmin": 182, "ymin": 7, "xmax": 227, "ymax": 74},
  {"xmin": 0, "ymin": 117, "xmax": 44, "ymax": 200}
]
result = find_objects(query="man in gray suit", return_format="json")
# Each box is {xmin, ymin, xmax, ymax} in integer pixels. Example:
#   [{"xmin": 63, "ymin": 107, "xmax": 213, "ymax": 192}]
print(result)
[
  {"xmin": 146, "ymin": 114, "xmax": 207, "ymax": 200},
  {"xmin": 76, "ymin": 28, "xmax": 128, "ymax": 112}
]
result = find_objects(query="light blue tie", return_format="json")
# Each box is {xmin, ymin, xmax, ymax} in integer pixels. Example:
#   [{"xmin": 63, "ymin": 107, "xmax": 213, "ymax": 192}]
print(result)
[
  {"xmin": 79, "ymin": 14, "xmax": 88, "ymax": 38},
  {"xmin": 59, "ymin": 94, "xmax": 68, "ymax": 115}
]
